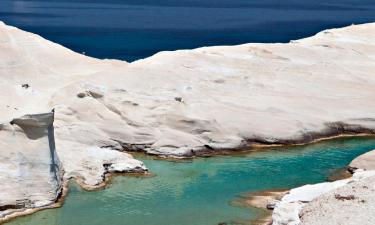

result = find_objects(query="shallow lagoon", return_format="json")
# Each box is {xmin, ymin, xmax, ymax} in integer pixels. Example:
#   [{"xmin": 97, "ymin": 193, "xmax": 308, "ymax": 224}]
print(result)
[{"xmin": 6, "ymin": 137, "xmax": 375, "ymax": 225}]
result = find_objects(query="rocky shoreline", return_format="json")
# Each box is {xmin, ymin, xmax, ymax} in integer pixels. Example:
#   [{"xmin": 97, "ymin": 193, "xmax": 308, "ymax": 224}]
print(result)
[
  {"xmin": 267, "ymin": 149, "xmax": 375, "ymax": 225},
  {"xmin": 1, "ymin": 21, "xmax": 375, "ymax": 222},
  {"xmin": 239, "ymin": 148, "xmax": 375, "ymax": 225},
  {"xmin": 0, "ymin": 112, "xmax": 148, "ymax": 224},
  {"xmin": 230, "ymin": 189, "xmax": 288, "ymax": 225}
]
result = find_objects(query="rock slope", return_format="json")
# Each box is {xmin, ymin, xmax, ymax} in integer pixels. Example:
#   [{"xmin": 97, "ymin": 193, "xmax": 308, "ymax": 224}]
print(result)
[
  {"xmin": 272, "ymin": 150, "xmax": 375, "ymax": 225},
  {"xmin": 2, "ymin": 21, "xmax": 375, "ymax": 158},
  {"xmin": 53, "ymin": 22, "xmax": 375, "ymax": 157},
  {"xmin": 1, "ymin": 21, "xmax": 375, "ymax": 219}
]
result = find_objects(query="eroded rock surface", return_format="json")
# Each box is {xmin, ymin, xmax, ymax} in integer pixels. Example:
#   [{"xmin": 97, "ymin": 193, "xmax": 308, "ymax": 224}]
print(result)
[
  {"xmin": 0, "ymin": 112, "xmax": 62, "ymax": 219},
  {"xmin": 2, "ymin": 21, "xmax": 375, "ymax": 159},
  {"xmin": 300, "ymin": 175, "xmax": 375, "ymax": 225},
  {"xmin": 350, "ymin": 150, "xmax": 375, "ymax": 170},
  {"xmin": 50, "ymin": 22, "xmax": 375, "ymax": 157},
  {"xmin": 1, "ymin": 21, "xmax": 375, "ymax": 219},
  {"xmin": 271, "ymin": 151, "xmax": 375, "ymax": 225}
]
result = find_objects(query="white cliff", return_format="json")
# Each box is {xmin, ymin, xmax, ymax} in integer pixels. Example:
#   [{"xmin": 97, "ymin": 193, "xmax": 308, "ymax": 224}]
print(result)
[
  {"xmin": 1, "ymin": 21, "xmax": 375, "ymax": 219},
  {"xmin": 0, "ymin": 112, "xmax": 62, "ymax": 220}
]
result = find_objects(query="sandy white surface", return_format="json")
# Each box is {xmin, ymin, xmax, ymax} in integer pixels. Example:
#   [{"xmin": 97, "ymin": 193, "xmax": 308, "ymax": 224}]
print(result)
[{"xmin": 300, "ymin": 175, "xmax": 375, "ymax": 225}]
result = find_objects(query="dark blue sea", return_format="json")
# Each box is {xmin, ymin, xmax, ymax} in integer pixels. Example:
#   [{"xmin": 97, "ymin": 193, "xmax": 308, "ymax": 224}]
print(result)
[{"xmin": 1, "ymin": 0, "xmax": 375, "ymax": 61}]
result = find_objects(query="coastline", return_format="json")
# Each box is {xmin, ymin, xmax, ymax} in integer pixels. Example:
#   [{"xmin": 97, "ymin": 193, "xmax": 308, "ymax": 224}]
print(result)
[
  {"xmin": 0, "ymin": 170, "xmax": 153, "ymax": 224},
  {"xmin": 269, "ymin": 149, "xmax": 375, "ymax": 225},
  {"xmin": 1, "ymin": 21, "xmax": 375, "ymax": 224},
  {"xmin": 0, "ymin": 180, "xmax": 68, "ymax": 225},
  {"xmin": 230, "ymin": 189, "xmax": 288, "ymax": 225},
  {"xmin": 2, "ymin": 135, "xmax": 374, "ymax": 224},
  {"xmin": 230, "ymin": 136, "xmax": 375, "ymax": 225},
  {"xmin": 124, "ymin": 133, "xmax": 375, "ymax": 159},
  {"xmin": 1, "ymin": 134, "xmax": 374, "ymax": 224}
]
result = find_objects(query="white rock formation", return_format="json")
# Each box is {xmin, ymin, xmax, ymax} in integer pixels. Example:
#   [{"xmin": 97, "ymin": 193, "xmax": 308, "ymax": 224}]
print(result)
[
  {"xmin": 52, "ymin": 22, "xmax": 375, "ymax": 157},
  {"xmin": 297, "ymin": 151, "xmax": 375, "ymax": 225},
  {"xmin": 2, "ymin": 21, "xmax": 375, "ymax": 157},
  {"xmin": 350, "ymin": 150, "xmax": 375, "ymax": 170},
  {"xmin": 272, "ymin": 169, "xmax": 375, "ymax": 225},
  {"xmin": 272, "ymin": 149, "xmax": 375, "ymax": 225},
  {"xmin": 0, "ymin": 112, "xmax": 62, "ymax": 219},
  {"xmin": 0, "ymin": 21, "xmax": 146, "ymax": 217},
  {"xmin": 300, "ymin": 174, "xmax": 375, "ymax": 225},
  {"xmin": 1, "ymin": 21, "xmax": 375, "ymax": 219}
]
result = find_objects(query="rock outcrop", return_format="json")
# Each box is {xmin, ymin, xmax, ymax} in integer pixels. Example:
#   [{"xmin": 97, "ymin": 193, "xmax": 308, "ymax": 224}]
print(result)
[
  {"xmin": 350, "ymin": 150, "xmax": 375, "ymax": 171},
  {"xmin": 271, "ymin": 150, "xmax": 375, "ymax": 225},
  {"xmin": 300, "ymin": 174, "xmax": 375, "ymax": 225},
  {"xmin": 0, "ymin": 112, "xmax": 62, "ymax": 219},
  {"xmin": 2, "ymin": 21, "xmax": 375, "ymax": 158},
  {"xmin": 1, "ymin": 21, "xmax": 375, "ymax": 220},
  {"xmin": 0, "ymin": 110, "xmax": 147, "ymax": 220}
]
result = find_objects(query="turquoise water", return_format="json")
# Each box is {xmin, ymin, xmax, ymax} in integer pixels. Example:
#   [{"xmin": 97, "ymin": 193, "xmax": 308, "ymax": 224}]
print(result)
[{"xmin": 7, "ymin": 137, "xmax": 375, "ymax": 225}]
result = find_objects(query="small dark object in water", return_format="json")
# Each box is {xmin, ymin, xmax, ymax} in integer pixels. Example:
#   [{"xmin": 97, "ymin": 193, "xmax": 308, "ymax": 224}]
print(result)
[
  {"xmin": 218, "ymin": 223, "xmax": 227, "ymax": 225},
  {"xmin": 21, "ymin": 83, "xmax": 30, "ymax": 89}
]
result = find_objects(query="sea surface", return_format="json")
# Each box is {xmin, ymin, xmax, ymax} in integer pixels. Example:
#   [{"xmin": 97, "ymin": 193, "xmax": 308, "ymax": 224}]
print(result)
[
  {"xmin": 1, "ymin": 0, "xmax": 375, "ymax": 61},
  {"xmin": 6, "ymin": 137, "xmax": 375, "ymax": 225}
]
